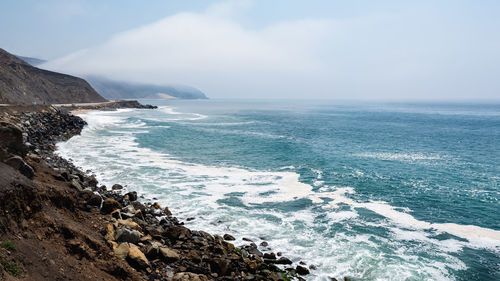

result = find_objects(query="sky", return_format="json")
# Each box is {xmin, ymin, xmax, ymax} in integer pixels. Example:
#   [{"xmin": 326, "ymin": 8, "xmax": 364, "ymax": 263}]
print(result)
[{"xmin": 1, "ymin": 0, "xmax": 499, "ymax": 100}]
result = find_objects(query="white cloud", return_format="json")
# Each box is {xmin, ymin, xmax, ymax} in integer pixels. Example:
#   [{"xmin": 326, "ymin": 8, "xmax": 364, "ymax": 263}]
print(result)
[
  {"xmin": 41, "ymin": 1, "xmax": 500, "ymax": 99},
  {"xmin": 42, "ymin": 5, "xmax": 331, "ymax": 98}
]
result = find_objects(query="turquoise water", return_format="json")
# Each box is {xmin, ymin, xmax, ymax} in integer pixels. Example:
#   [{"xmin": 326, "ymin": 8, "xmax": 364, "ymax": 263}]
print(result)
[{"xmin": 57, "ymin": 100, "xmax": 500, "ymax": 280}]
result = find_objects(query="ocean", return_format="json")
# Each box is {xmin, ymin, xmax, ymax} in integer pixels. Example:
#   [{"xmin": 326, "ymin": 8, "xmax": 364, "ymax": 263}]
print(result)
[{"xmin": 56, "ymin": 100, "xmax": 500, "ymax": 281}]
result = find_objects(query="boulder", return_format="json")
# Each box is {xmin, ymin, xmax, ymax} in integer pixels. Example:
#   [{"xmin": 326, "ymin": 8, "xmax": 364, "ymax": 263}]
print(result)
[
  {"xmin": 164, "ymin": 207, "xmax": 173, "ymax": 217},
  {"xmin": 124, "ymin": 191, "xmax": 137, "ymax": 201},
  {"xmin": 114, "ymin": 243, "xmax": 130, "ymax": 259},
  {"xmin": 223, "ymin": 234, "xmax": 235, "ymax": 241},
  {"xmin": 163, "ymin": 225, "xmax": 192, "ymax": 241},
  {"xmin": 115, "ymin": 228, "xmax": 141, "ymax": 244},
  {"xmin": 296, "ymin": 265, "xmax": 310, "ymax": 275},
  {"xmin": 4, "ymin": 155, "xmax": 34, "ymax": 179},
  {"xmin": 274, "ymin": 257, "xmax": 293, "ymax": 265},
  {"xmin": 117, "ymin": 218, "xmax": 142, "ymax": 231},
  {"xmin": 70, "ymin": 178, "xmax": 83, "ymax": 191},
  {"xmin": 87, "ymin": 193, "xmax": 102, "ymax": 207},
  {"xmin": 120, "ymin": 205, "xmax": 136, "ymax": 218},
  {"xmin": 263, "ymin": 252, "xmax": 276, "ymax": 260},
  {"xmin": 0, "ymin": 121, "xmax": 26, "ymax": 157},
  {"xmin": 209, "ymin": 258, "xmax": 231, "ymax": 276},
  {"xmin": 131, "ymin": 201, "xmax": 147, "ymax": 213},
  {"xmin": 101, "ymin": 198, "xmax": 122, "ymax": 214},
  {"xmin": 86, "ymin": 176, "xmax": 98, "ymax": 188},
  {"xmin": 170, "ymin": 272, "xmax": 209, "ymax": 281},
  {"xmin": 127, "ymin": 246, "xmax": 149, "ymax": 269},
  {"xmin": 159, "ymin": 247, "xmax": 180, "ymax": 262},
  {"xmin": 111, "ymin": 184, "xmax": 123, "ymax": 190},
  {"xmin": 145, "ymin": 244, "xmax": 158, "ymax": 258}
]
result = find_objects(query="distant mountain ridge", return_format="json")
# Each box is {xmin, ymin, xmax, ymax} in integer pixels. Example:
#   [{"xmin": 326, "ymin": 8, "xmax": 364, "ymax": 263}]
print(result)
[
  {"xmin": 85, "ymin": 76, "xmax": 208, "ymax": 100},
  {"xmin": 0, "ymin": 48, "xmax": 107, "ymax": 104},
  {"xmin": 5, "ymin": 51, "xmax": 208, "ymax": 101}
]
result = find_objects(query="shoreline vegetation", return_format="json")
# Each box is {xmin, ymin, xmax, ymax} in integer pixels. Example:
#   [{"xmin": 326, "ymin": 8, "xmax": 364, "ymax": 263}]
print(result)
[{"xmin": 0, "ymin": 103, "xmax": 324, "ymax": 281}]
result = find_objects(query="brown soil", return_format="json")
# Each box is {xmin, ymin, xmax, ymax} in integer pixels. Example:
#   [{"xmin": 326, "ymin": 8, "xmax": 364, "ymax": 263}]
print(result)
[{"xmin": 0, "ymin": 156, "xmax": 144, "ymax": 281}]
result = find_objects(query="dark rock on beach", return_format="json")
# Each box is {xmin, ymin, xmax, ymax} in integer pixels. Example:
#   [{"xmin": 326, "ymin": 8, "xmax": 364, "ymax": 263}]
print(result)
[{"xmin": 101, "ymin": 198, "xmax": 122, "ymax": 214}]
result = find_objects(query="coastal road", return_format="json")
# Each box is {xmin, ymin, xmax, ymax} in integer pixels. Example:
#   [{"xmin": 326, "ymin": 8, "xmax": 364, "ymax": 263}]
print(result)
[{"xmin": 52, "ymin": 101, "xmax": 117, "ymax": 107}]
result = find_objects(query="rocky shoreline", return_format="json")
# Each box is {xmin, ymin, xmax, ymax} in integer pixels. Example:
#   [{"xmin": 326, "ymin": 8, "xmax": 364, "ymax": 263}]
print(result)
[{"xmin": 0, "ymin": 105, "xmax": 316, "ymax": 281}]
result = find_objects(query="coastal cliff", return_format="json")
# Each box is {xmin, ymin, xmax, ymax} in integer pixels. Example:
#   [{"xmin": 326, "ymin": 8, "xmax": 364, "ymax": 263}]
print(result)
[
  {"xmin": 0, "ymin": 49, "xmax": 107, "ymax": 105},
  {"xmin": 0, "ymin": 106, "xmax": 310, "ymax": 280}
]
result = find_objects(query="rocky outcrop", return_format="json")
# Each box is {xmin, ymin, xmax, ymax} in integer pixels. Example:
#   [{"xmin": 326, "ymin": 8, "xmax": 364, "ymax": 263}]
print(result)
[{"xmin": 0, "ymin": 48, "xmax": 107, "ymax": 104}]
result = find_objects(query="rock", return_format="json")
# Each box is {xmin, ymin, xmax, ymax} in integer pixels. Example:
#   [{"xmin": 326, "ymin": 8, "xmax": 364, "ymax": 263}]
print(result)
[
  {"xmin": 263, "ymin": 252, "xmax": 276, "ymax": 260},
  {"xmin": 163, "ymin": 225, "xmax": 192, "ymax": 241},
  {"xmin": 274, "ymin": 257, "xmax": 293, "ymax": 265},
  {"xmin": 101, "ymin": 198, "xmax": 122, "ymax": 214},
  {"xmin": 127, "ymin": 246, "xmax": 149, "ymax": 269},
  {"xmin": 104, "ymin": 223, "xmax": 115, "ymax": 241},
  {"xmin": 243, "ymin": 258, "xmax": 258, "ymax": 272},
  {"xmin": 245, "ymin": 245, "xmax": 263, "ymax": 257},
  {"xmin": 145, "ymin": 244, "xmax": 159, "ymax": 258},
  {"xmin": 112, "ymin": 184, "xmax": 123, "ymax": 190},
  {"xmin": 222, "ymin": 241, "xmax": 235, "ymax": 252},
  {"xmin": 209, "ymin": 258, "xmax": 231, "ymax": 276},
  {"xmin": 4, "ymin": 155, "xmax": 35, "ymax": 179},
  {"xmin": 131, "ymin": 201, "xmax": 147, "ymax": 213},
  {"xmin": 87, "ymin": 193, "xmax": 101, "ymax": 207},
  {"xmin": 87, "ymin": 176, "xmax": 98, "ymax": 188},
  {"xmin": 0, "ymin": 121, "xmax": 26, "ymax": 157},
  {"xmin": 186, "ymin": 249, "xmax": 202, "ymax": 263},
  {"xmin": 159, "ymin": 247, "xmax": 180, "ymax": 262},
  {"xmin": 145, "ymin": 226, "xmax": 164, "ymax": 240},
  {"xmin": 61, "ymin": 171, "xmax": 70, "ymax": 181},
  {"xmin": 164, "ymin": 207, "xmax": 172, "ymax": 217},
  {"xmin": 260, "ymin": 241, "xmax": 268, "ymax": 247},
  {"xmin": 309, "ymin": 264, "xmax": 317, "ymax": 270},
  {"xmin": 223, "ymin": 234, "xmax": 235, "ymax": 241},
  {"xmin": 242, "ymin": 237, "xmax": 253, "ymax": 242},
  {"xmin": 124, "ymin": 191, "xmax": 137, "ymax": 201},
  {"xmin": 170, "ymin": 272, "xmax": 209, "ymax": 281},
  {"xmin": 152, "ymin": 202, "xmax": 162, "ymax": 209},
  {"xmin": 296, "ymin": 265, "xmax": 310, "ymax": 275},
  {"xmin": 70, "ymin": 178, "xmax": 83, "ymax": 191},
  {"xmin": 114, "ymin": 242, "xmax": 130, "ymax": 259},
  {"xmin": 198, "ymin": 231, "xmax": 213, "ymax": 241},
  {"xmin": 120, "ymin": 205, "xmax": 136, "ymax": 218},
  {"xmin": 115, "ymin": 228, "xmax": 141, "ymax": 244},
  {"xmin": 117, "ymin": 218, "xmax": 142, "ymax": 231}
]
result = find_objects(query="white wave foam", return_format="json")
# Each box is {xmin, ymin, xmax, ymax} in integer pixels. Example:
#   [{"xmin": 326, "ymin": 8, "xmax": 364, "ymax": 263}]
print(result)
[
  {"xmin": 359, "ymin": 201, "xmax": 500, "ymax": 250},
  {"xmin": 354, "ymin": 152, "xmax": 443, "ymax": 161},
  {"xmin": 184, "ymin": 121, "xmax": 261, "ymax": 126},
  {"xmin": 194, "ymin": 127, "xmax": 290, "ymax": 139},
  {"xmin": 158, "ymin": 106, "xmax": 207, "ymax": 120}
]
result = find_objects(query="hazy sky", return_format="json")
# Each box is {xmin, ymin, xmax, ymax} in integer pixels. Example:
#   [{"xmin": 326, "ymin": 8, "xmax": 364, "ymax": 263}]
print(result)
[{"xmin": 1, "ymin": 0, "xmax": 499, "ymax": 100}]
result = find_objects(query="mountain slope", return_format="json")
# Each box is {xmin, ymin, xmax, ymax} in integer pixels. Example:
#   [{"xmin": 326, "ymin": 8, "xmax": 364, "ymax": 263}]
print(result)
[
  {"xmin": 85, "ymin": 76, "xmax": 208, "ymax": 100},
  {"xmin": 0, "ymin": 49, "xmax": 107, "ymax": 104}
]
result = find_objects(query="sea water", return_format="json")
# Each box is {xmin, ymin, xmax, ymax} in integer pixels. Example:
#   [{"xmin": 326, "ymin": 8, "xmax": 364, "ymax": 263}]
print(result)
[{"xmin": 56, "ymin": 100, "xmax": 500, "ymax": 280}]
